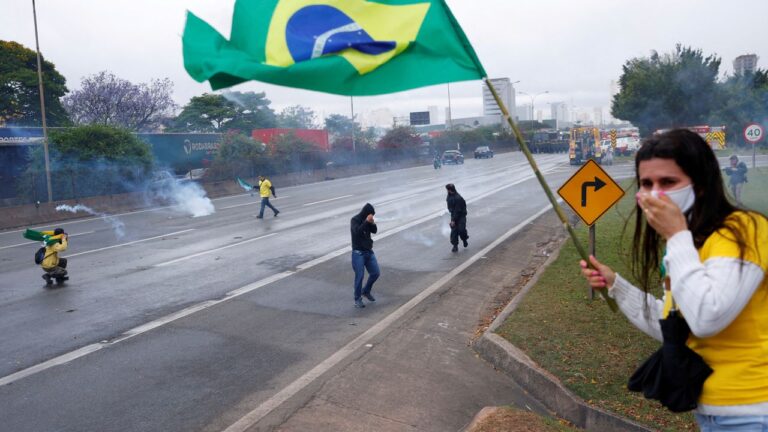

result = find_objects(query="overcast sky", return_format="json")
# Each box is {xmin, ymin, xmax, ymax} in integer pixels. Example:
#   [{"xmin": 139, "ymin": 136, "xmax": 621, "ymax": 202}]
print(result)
[{"xmin": 3, "ymin": 0, "xmax": 767, "ymax": 125}]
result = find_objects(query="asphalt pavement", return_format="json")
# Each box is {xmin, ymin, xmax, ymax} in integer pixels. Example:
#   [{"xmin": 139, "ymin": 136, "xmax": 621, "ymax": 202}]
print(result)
[{"xmin": 0, "ymin": 152, "xmax": 640, "ymax": 431}]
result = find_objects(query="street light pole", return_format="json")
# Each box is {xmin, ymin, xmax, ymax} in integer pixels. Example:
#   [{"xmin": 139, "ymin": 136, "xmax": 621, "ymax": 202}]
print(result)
[
  {"xmin": 32, "ymin": 0, "xmax": 53, "ymax": 202},
  {"xmin": 350, "ymin": 96, "xmax": 355, "ymax": 152},
  {"xmin": 446, "ymin": 83, "xmax": 452, "ymax": 130},
  {"xmin": 518, "ymin": 90, "xmax": 549, "ymax": 125}
]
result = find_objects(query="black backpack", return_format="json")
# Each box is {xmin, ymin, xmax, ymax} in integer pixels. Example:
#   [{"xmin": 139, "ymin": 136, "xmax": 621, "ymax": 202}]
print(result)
[{"xmin": 34, "ymin": 247, "xmax": 47, "ymax": 265}]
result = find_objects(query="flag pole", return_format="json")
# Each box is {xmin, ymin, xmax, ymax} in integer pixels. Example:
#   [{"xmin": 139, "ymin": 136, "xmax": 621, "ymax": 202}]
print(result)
[{"xmin": 484, "ymin": 78, "xmax": 618, "ymax": 312}]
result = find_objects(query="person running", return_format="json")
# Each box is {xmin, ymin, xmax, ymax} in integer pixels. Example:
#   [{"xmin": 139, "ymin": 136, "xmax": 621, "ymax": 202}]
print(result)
[
  {"xmin": 40, "ymin": 228, "xmax": 69, "ymax": 285},
  {"xmin": 445, "ymin": 183, "xmax": 468, "ymax": 253},
  {"xmin": 723, "ymin": 154, "xmax": 748, "ymax": 204},
  {"xmin": 350, "ymin": 203, "xmax": 380, "ymax": 308},
  {"xmin": 256, "ymin": 175, "xmax": 279, "ymax": 219}
]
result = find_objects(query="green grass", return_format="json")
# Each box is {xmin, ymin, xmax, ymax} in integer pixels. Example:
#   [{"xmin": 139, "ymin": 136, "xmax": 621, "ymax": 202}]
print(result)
[{"xmin": 496, "ymin": 169, "xmax": 768, "ymax": 431}]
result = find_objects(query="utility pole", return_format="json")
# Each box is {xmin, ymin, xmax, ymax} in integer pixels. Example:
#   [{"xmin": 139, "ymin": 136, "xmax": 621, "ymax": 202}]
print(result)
[
  {"xmin": 447, "ymin": 83, "xmax": 452, "ymax": 130},
  {"xmin": 350, "ymin": 96, "xmax": 356, "ymax": 152},
  {"xmin": 33, "ymin": 0, "xmax": 53, "ymax": 202}
]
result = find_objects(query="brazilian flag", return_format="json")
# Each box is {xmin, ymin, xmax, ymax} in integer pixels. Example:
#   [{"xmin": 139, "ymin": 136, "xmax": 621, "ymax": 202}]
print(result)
[{"xmin": 183, "ymin": 0, "xmax": 486, "ymax": 96}]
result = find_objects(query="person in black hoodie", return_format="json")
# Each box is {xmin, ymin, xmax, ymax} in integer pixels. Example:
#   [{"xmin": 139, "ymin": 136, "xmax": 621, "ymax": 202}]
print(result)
[
  {"xmin": 350, "ymin": 203, "xmax": 380, "ymax": 308},
  {"xmin": 446, "ymin": 183, "xmax": 468, "ymax": 252}
]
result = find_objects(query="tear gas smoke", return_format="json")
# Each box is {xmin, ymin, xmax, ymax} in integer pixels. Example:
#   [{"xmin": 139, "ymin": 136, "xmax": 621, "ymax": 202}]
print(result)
[
  {"xmin": 147, "ymin": 171, "xmax": 214, "ymax": 218},
  {"xmin": 56, "ymin": 204, "xmax": 126, "ymax": 239}
]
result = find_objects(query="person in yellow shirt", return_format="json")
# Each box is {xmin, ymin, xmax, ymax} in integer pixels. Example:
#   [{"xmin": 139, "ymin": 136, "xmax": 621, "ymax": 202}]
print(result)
[
  {"xmin": 579, "ymin": 129, "xmax": 768, "ymax": 430},
  {"xmin": 41, "ymin": 228, "xmax": 69, "ymax": 285},
  {"xmin": 256, "ymin": 175, "xmax": 280, "ymax": 219}
]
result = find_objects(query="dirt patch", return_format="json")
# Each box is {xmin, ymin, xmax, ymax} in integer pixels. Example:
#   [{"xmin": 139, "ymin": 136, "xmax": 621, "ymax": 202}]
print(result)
[{"xmin": 466, "ymin": 406, "xmax": 580, "ymax": 432}]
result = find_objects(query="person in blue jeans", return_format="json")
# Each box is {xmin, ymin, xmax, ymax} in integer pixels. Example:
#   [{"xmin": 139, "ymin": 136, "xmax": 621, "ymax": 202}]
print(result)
[{"xmin": 350, "ymin": 203, "xmax": 380, "ymax": 308}]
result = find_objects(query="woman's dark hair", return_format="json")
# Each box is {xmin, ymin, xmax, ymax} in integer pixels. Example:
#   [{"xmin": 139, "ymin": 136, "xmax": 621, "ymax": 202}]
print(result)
[{"xmin": 631, "ymin": 129, "xmax": 764, "ymax": 291}]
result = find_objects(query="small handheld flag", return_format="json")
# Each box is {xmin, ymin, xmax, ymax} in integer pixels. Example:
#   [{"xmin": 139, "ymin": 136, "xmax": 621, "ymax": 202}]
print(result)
[{"xmin": 237, "ymin": 177, "xmax": 254, "ymax": 192}]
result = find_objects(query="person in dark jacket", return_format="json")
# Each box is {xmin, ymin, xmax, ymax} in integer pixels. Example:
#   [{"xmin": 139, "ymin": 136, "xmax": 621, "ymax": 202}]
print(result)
[
  {"xmin": 350, "ymin": 203, "xmax": 380, "ymax": 308},
  {"xmin": 446, "ymin": 183, "xmax": 468, "ymax": 252},
  {"xmin": 723, "ymin": 154, "xmax": 748, "ymax": 204}
]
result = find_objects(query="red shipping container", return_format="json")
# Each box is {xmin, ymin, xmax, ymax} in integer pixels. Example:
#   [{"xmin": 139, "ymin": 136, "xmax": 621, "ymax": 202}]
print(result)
[{"xmin": 252, "ymin": 128, "xmax": 330, "ymax": 152}]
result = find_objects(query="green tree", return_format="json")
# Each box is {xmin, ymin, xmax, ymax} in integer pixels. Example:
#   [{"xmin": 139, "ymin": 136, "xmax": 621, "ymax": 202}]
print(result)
[
  {"xmin": 210, "ymin": 130, "xmax": 268, "ymax": 179},
  {"xmin": 0, "ymin": 40, "xmax": 69, "ymax": 126},
  {"xmin": 20, "ymin": 125, "xmax": 154, "ymax": 201},
  {"xmin": 324, "ymin": 113, "xmax": 364, "ymax": 150},
  {"xmin": 271, "ymin": 131, "xmax": 325, "ymax": 173},
  {"xmin": 710, "ymin": 69, "xmax": 768, "ymax": 145},
  {"xmin": 377, "ymin": 126, "xmax": 421, "ymax": 149},
  {"xmin": 611, "ymin": 45, "xmax": 721, "ymax": 136},
  {"xmin": 277, "ymin": 105, "xmax": 317, "ymax": 129},
  {"xmin": 222, "ymin": 90, "xmax": 278, "ymax": 131},
  {"xmin": 171, "ymin": 93, "xmax": 238, "ymax": 132}
]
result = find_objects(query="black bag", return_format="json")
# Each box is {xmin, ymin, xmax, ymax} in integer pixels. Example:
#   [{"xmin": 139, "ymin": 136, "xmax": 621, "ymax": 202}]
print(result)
[
  {"xmin": 34, "ymin": 247, "xmax": 46, "ymax": 264},
  {"xmin": 628, "ymin": 310, "xmax": 713, "ymax": 412}
]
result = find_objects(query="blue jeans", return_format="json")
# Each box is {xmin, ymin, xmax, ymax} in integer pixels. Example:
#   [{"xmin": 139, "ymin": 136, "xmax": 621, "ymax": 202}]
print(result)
[
  {"xmin": 352, "ymin": 250, "xmax": 380, "ymax": 300},
  {"xmin": 258, "ymin": 197, "xmax": 278, "ymax": 217},
  {"xmin": 695, "ymin": 414, "xmax": 768, "ymax": 432}
]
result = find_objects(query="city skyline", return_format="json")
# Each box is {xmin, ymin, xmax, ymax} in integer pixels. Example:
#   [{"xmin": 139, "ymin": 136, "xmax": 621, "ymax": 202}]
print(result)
[{"xmin": 2, "ymin": 1, "xmax": 766, "ymax": 127}]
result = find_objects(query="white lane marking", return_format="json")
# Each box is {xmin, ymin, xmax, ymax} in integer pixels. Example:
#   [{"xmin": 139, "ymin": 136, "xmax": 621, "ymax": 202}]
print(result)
[
  {"xmin": 220, "ymin": 196, "xmax": 292, "ymax": 210},
  {"xmin": 302, "ymin": 194, "xmax": 353, "ymax": 206},
  {"xmin": 0, "ymin": 166, "xmax": 556, "ymax": 388},
  {"xmin": 64, "ymin": 229, "xmax": 195, "ymax": 258},
  {"xmin": 155, "ymin": 233, "xmax": 277, "ymax": 267},
  {"xmin": 0, "ymin": 152, "xmax": 540, "ymax": 237},
  {"xmin": 0, "ymin": 231, "xmax": 96, "ymax": 251},
  {"xmin": 221, "ymin": 203, "xmax": 557, "ymax": 432},
  {"xmin": 220, "ymin": 202, "xmax": 258, "ymax": 210}
]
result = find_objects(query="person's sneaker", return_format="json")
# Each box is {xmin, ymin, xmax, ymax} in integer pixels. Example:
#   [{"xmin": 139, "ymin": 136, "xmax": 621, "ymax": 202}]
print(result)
[
  {"xmin": 42, "ymin": 274, "xmax": 53, "ymax": 285},
  {"xmin": 354, "ymin": 298, "xmax": 365, "ymax": 308},
  {"xmin": 463, "ymin": 239, "xmax": 468, "ymax": 248},
  {"xmin": 363, "ymin": 292, "xmax": 376, "ymax": 302},
  {"xmin": 451, "ymin": 245, "xmax": 459, "ymax": 253},
  {"xmin": 256, "ymin": 215, "xmax": 263, "ymax": 219},
  {"xmin": 274, "ymin": 210, "xmax": 280, "ymax": 217}
]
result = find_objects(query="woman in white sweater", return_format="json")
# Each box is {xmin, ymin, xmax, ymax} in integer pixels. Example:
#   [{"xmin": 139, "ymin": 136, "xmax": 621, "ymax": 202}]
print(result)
[{"xmin": 580, "ymin": 129, "xmax": 768, "ymax": 431}]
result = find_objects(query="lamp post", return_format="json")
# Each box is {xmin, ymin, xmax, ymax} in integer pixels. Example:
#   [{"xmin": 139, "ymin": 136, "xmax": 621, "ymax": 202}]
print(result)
[
  {"xmin": 32, "ymin": 0, "xmax": 53, "ymax": 202},
  {"xmin": 517, "ymin": 90, "xmax": 549, "ymax": 126}
]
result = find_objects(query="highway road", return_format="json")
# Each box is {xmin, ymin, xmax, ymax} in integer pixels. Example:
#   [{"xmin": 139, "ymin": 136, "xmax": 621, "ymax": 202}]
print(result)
[{"xmin": 0, "ymin": 152, "xmax": 690, "ymax": 431}]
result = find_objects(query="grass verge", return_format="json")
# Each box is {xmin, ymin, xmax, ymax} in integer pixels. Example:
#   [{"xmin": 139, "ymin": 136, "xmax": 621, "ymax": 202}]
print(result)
[{"xmin": 496, "ymin": 168, "xmax": 768, "ymax": 431}]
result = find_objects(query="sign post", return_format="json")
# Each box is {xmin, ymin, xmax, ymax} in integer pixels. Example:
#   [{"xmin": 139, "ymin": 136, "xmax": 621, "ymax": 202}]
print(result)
[
  {"xmin": 558, "ymin": 160, "xmax": 625, "ymax": 302},
  {"xmin": 744, "ymin": 123, "xmax": 764, "ymax": 169}
]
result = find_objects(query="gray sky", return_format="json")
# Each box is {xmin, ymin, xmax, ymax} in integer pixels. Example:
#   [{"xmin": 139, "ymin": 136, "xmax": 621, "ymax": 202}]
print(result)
[{"xmin": 3, "ymin": 0, "xmax": 767, "ymax": 125}]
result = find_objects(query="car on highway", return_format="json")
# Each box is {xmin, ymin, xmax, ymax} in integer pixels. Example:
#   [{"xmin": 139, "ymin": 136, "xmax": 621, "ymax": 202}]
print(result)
[
  {"xmin": 442, "ymin": 150, "xmax": 464, "ymax": 165},
  {"xmin": 474, "ymin": 146, "xmax": 494, "ymax": 159}
]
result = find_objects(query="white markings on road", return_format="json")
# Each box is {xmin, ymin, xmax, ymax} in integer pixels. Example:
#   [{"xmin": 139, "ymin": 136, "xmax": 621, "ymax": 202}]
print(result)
[
  {"xmin": 0, "ymin": 163, "xmax": 558, "ymax": 390},
  {"xmin": 220, "ymin": 196, "xmax": 291, "ymax": 210},
  {"xmin": 221, "ymin": 202, "xmax": 558, "ymax": 432},
  {"xmin": 65, "ymin": 229, "xmax": 195, "ymax": 258},
  {"xmin": 154, "ymin": 233, "xmax": 277, "ymax": 267},
  {"xmin": 302, "ymin": 194, "xmax": 353, "ymax": 206},
  {"xmin": 0, "ymin": 231, "xmax": 95, "ymax": 251}
]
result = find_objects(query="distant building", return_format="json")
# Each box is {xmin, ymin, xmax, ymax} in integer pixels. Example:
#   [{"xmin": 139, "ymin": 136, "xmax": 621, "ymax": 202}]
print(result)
[
  {"xmin": 733, "ymin": 54, "xmax": 759, "ymax": 75},
  {"xmin": 483, "ymin": 78, "xmax": 516, "ymax": 116},
  {"xmin": 516, "ymin": 105, "xmax": 531, "ymax": 121},
  {"xmin": 451, "ymin": 115, "xmax": 501, "ymax": 130},
  {"xmin": 428, "ymin": 105, "xmax": 439, "ymax": 125},
  {"xmin": 593, "ymin": 107, "xmax": 603, "ymax": 126},
  {"xmin": 549, "ymin": 102, "xmax": 569, "ymax": 128}
]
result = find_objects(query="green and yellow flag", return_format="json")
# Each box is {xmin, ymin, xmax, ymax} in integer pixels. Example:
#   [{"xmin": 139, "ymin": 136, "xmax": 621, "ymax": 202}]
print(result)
[{"xmin": 183, "ymin": 0, "xmax": 486, "ymax": 96}]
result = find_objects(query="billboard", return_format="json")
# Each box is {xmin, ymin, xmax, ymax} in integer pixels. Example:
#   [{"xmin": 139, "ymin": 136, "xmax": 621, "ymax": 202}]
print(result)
[{"xmin": 409, "ymin": 111, "xmax": 431, "ymax": 126}]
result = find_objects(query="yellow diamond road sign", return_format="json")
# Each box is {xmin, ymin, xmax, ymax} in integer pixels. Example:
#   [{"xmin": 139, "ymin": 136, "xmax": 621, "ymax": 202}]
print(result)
[{"xmin": 558, "ymin": 159, "xmax": 625, "ymax": 226}]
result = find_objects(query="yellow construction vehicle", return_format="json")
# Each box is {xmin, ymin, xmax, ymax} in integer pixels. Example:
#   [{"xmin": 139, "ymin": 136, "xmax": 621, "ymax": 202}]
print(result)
[{"xmin": 569, "ymin": 127, "xmax": 602, "ymax": 165}]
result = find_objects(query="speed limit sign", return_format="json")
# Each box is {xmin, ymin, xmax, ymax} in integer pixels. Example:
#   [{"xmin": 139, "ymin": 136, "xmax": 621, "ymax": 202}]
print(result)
[{"xmin": 744, "ymin": 123, "xmax": 765, "ymax": 144}]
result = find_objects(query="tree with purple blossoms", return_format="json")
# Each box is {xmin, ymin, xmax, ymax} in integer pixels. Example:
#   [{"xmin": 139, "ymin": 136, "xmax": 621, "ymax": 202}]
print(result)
[{"xmin": 63, "ymin": 71, "xmax": 176, "ymax": 132}]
